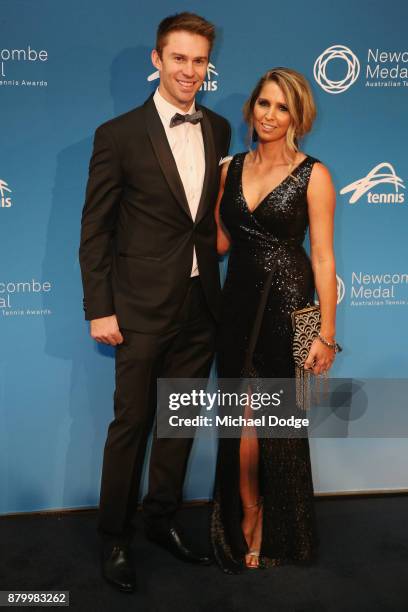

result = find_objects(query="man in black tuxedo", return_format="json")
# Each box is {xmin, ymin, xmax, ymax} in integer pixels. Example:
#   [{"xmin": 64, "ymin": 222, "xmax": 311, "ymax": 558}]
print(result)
[{"xmin": 79, "ymin": 12, "xmax": 230, "ymax": 592}]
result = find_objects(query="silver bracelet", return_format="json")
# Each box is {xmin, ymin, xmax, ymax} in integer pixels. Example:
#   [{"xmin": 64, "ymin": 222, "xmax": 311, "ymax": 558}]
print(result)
[{"xmin": 317, "ymin": 333, "xmax": 342, "ymax": 353}]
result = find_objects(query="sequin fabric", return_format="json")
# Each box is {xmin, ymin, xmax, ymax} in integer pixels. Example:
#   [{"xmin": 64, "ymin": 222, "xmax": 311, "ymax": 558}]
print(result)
[{"xmin": 211, "ymin": 152, "xmax": 319, "ymax": 572}]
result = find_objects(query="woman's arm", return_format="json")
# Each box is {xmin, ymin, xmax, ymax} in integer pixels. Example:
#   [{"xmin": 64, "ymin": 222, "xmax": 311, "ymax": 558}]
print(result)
[
  {"xmin": 304, "ymin": 162, "xmax": 338, "ymax": 375},
  {"xmin": 215, "ymin": 160, "xmax": 232, "ymax": 255}
]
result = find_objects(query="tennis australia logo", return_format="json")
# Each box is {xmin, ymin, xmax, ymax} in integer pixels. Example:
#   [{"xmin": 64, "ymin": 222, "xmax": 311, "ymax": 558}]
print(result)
[
  {"xmin": 340, "ymin": 163, "xmax": 405, "ymax": 204},
  {"xmin": 147, "ymin": 62, "xmax": 219, "ymax": 91},
  {"xmin": 313, "ymin": 45, "xmax": 360, "ymax": 94},
  {"xmin": 147, "ymin": 69, "xmax": 160, "ymax": 82},
  {"xmin": 0, "ymin": 179, "xmax": 12, "ymax": 208},
  {"xmin": 200, "ymin": 63, "xmax": 218, "ymax": 91}
]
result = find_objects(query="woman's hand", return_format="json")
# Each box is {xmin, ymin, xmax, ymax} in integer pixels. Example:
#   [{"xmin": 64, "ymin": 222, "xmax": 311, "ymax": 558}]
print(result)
[
  {"xmin": 303, "ymin": 337, "xmax": 336, "ymax": 375},
  {"xmin": 215, "ymin": 160, "xmax": 232, "ymax": 255},
  {"xmin": 217, "ymin": 229, "xmax": 231, "ymax": 256}
]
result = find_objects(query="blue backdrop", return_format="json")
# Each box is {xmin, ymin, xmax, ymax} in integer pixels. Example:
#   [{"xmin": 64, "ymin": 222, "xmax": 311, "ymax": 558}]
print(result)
[{"xmin": 1, "ymin": 0, "xmax": 408, "ymax": 514}]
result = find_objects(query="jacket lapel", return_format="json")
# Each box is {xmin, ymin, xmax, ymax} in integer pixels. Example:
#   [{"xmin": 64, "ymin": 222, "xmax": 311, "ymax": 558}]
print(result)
[
  {"xmin": 144, "ymin": 96, "xmax": 192, "ymax": 220},
  {"xmin": 195, "ymin": 105, "xmax": 217, "ymax": 225}
]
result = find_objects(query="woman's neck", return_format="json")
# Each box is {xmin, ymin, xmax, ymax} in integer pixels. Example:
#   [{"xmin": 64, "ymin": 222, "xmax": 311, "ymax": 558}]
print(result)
[{"xmin": 252, "ymin": 141, "xmax": 297, "ymax": 166}]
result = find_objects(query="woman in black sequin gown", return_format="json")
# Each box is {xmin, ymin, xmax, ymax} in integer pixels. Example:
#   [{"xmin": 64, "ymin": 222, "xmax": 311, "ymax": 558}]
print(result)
[{"xmin": 211, "ymin": 68, "xmax": 339, "ymax": 572}]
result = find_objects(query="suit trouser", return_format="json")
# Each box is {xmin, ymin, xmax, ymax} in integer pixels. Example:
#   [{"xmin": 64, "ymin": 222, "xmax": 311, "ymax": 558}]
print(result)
[{"xmin": 97, "ymin": 278, "xmax": 216, "ymax": 540}]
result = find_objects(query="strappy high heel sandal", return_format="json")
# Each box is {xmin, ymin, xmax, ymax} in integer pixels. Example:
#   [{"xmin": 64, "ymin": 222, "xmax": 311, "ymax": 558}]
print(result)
[
  {"xmin": 242, "ymin": 498, "xmax": 263, "ymax": 569},
  {"xmin": 246, "ymin": 549, "xmax": 260, "ymax": 568}
]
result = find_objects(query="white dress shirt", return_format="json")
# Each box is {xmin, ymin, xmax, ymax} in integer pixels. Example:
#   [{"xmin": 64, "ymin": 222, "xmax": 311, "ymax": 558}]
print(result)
[{"xmin": 153, "ymin": 88, "xmax": 205, "ymax": 277}]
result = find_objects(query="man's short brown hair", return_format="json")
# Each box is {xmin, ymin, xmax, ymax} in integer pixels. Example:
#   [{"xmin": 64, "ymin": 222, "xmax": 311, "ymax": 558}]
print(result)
[{"xmin": 156, "ymin": 12, "xmax": 215, "ymax": 57}]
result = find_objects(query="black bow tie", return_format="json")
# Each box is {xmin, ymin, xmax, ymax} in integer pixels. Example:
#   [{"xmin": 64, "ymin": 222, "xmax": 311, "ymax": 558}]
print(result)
[{"xmin": 170, "ymin": 110, "xmax": 203, "ymax": 128}]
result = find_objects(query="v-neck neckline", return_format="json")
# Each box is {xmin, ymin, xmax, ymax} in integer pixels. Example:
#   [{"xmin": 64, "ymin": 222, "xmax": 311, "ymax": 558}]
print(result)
[{"xmin": 240, "ymin": 152, "xmax": 309, "ymax": 215}]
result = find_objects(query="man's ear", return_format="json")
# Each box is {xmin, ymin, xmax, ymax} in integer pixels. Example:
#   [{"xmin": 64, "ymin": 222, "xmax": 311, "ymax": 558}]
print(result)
[{"xmin": 151, "ymin": 49, "xmax": 162, "ymax": 71}]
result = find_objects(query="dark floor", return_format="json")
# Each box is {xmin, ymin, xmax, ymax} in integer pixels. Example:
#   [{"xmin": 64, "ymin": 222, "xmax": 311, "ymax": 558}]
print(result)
[{"xmin": 1, "ymin": 497, "xmax": 408, "ymax": 612}]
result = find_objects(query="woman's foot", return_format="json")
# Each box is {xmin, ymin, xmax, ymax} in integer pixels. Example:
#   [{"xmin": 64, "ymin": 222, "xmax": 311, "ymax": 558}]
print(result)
[
  {"xmin": 247, "ymin": 501, "xmax": 263, "ymax": 568},
  {"xmin": 246, "ymin": 549, "xmax": 260, "ymax": 569},
  {"xmin": 242, "ymin": 498, "xmax": 263, "ymax": 569}
]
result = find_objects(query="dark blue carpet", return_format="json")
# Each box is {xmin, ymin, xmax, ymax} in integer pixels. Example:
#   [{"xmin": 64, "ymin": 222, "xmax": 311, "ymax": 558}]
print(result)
[{"xmin": 1, "ymin": 496, "xmax": 408, "ymax": 611}]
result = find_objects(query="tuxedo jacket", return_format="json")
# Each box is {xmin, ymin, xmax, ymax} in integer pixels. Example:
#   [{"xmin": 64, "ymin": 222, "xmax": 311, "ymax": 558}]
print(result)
[{"xmin": 79, "ymin": 95, "xmax": 231, "ymax": 333}]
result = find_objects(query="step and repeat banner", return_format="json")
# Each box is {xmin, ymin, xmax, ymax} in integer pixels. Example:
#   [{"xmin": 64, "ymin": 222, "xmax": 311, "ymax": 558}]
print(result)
[{"xmin": 1, "ymin": 0, "xmax": 407, "ymax": 513}]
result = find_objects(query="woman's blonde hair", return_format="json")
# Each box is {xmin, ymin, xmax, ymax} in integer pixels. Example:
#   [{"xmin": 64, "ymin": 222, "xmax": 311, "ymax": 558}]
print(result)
[{"xmin": 243, "ymin": 67, "xmax": 316, "ymax": 152}]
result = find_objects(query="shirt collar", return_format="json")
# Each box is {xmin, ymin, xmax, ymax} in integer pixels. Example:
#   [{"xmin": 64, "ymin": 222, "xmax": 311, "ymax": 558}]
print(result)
[{"xmin": 153, "ymin": 88, "xmax": 196, "ymax": 125}]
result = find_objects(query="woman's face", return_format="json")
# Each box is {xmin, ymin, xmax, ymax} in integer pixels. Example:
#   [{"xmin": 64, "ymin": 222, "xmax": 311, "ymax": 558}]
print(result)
[{"xmin": 252, "ymin": 80, "xmax": 292, "ymax": 144}]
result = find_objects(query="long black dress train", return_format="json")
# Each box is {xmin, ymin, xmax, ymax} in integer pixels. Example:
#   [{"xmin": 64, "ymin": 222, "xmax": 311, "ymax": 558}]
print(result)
[{"xmin": 211, "ymin": 152, "xmax": 319, "ymax": 572}]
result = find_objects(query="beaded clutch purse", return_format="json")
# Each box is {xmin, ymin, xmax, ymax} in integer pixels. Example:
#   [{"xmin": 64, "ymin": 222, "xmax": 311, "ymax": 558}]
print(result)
[
  {"xmin": 291, "ymin": 305, "xmax": 321, "ymax": 367},
  {"xmin": 291, "ymin": 304, "xmax": 342, "ymax": 410},
  {"xmin": 291, "ymin": 304, "xmax": 324, "ymax": 410}
]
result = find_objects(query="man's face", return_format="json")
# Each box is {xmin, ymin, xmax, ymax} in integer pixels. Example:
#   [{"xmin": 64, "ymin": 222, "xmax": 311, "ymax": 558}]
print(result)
[{"xmin": 151, "ymin": 30, "xmax": 210, "ymax": 111}]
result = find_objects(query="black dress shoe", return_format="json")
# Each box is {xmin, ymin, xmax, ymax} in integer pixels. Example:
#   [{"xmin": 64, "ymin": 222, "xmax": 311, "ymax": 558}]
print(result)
[
  {"xmin": 146, "ymin": 525, "xmax": 212, "ymax": 565},
  {"xmin": 102, "ymin": 545, "xmax": 137, "ymax": 592}
]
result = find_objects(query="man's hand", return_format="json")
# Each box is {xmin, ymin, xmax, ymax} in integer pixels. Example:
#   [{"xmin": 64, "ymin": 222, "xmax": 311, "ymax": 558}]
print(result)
[{"xmin": 90, "ymin": 315, "xmax": 124, "ymax": 346}]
